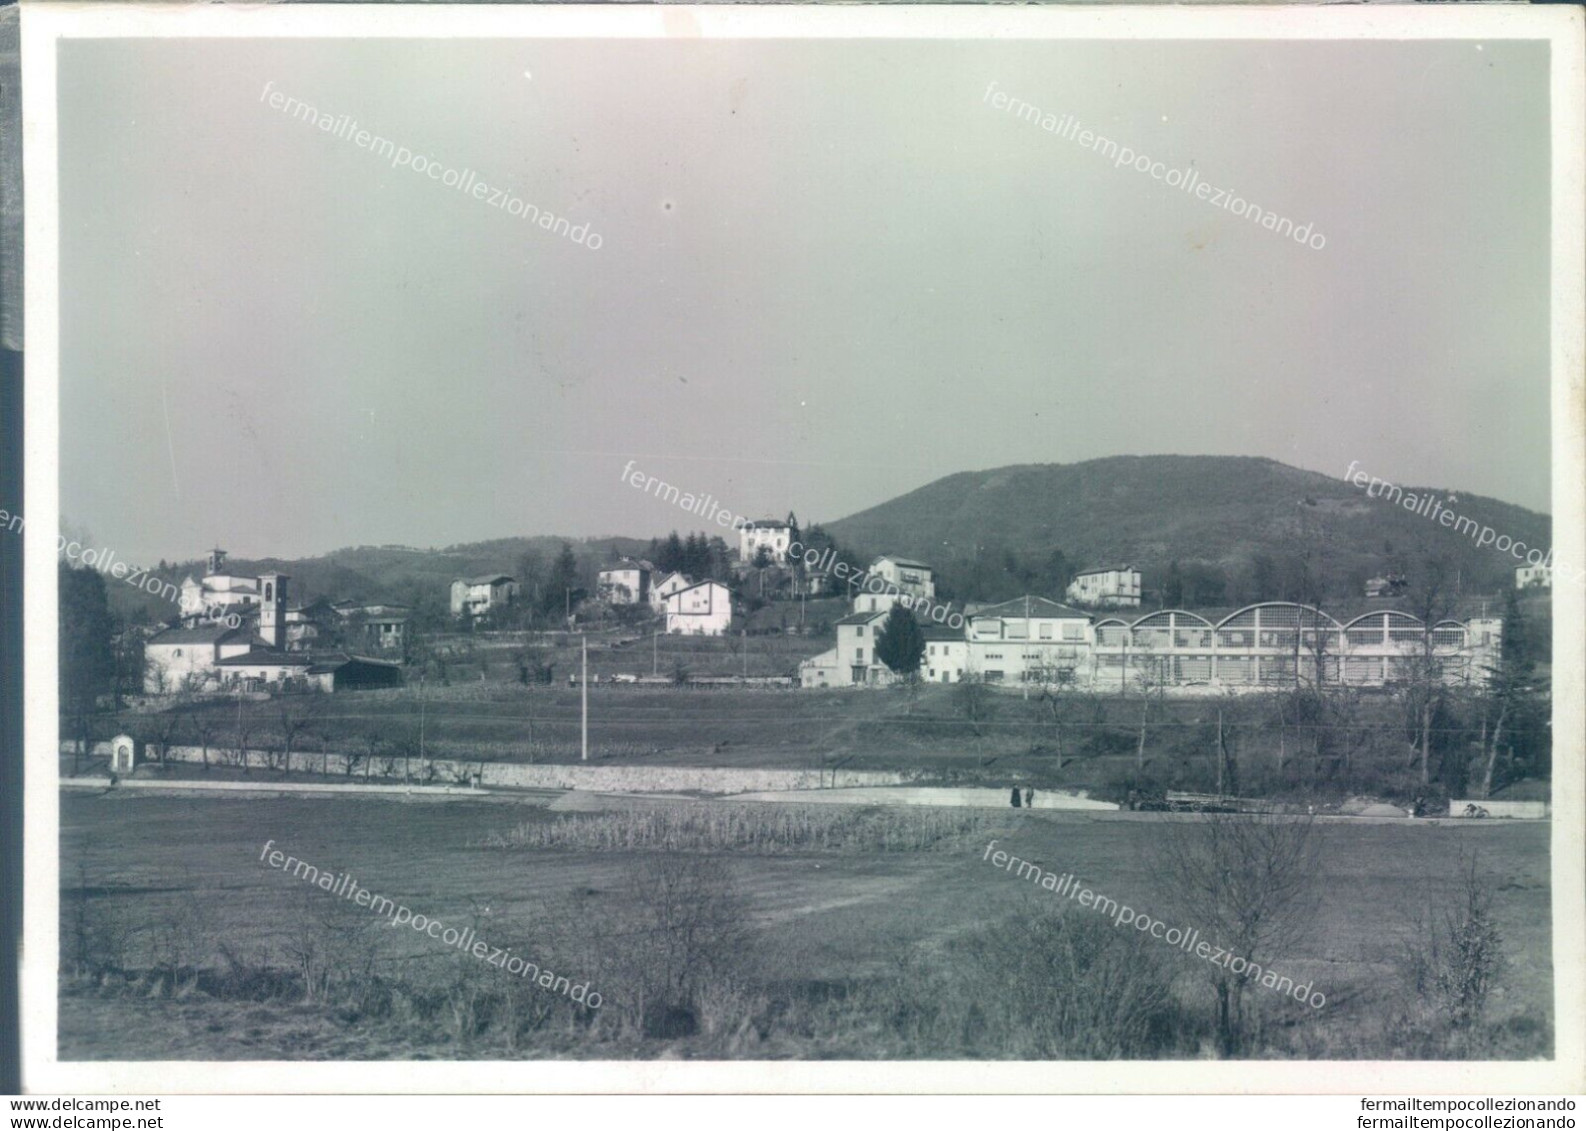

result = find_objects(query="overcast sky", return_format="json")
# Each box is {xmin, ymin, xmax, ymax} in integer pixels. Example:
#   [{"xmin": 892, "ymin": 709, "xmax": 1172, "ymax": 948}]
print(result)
[{"xmin": 58, "ymin": 35, "xmax": 1551, "ymax": 564}]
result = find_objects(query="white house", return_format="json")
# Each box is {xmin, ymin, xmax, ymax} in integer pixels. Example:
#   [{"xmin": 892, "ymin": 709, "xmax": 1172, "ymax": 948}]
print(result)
[
  {"xmin": 649, "ymin": 571, "xmax": 693, "ymax": 613},
  {"xmin": 665, "ymin": 580, "xmax": 733, "ymax": 635},
  {"xmin": 922, "ymin": 625, "xmax": 969, "ymax": 684},
  {"xmin": 799, "ymin": 558, "xmax": 947, "ymax": 687},
  {"xmin": 597, "ymin": 559, "xmax": 652, "ymax": 605},
  {"xmin": 738, "ymin": 517, "xmax": 795, "ymax": 565},
  {"xmin": 144, "ymin": 623, "xmax": 256, "ymax": 693},
  {"xmin": 842, "ymin": 555, "xmax": 939, "ymax": 615},
  {"xmin": 868, "ymin": 555, "xmax": 935, "ymax": 600},
  {"xmin": 1365, "ymin": 574, "xmax": 1408, "ymax": 599},
  {"xmin": 964, "ymin": 596, "xmax": 1092, "ymax": 685},
  {"xmin": 798, "ymin": 608, "xmax": 893, "ymax": 688},
  {"xmin": 1066, "ymin": 565, "xmax": 1142, "ymax": 608},
  {"xmin": 1517, "ymin": 564, "xmax": 1552, "ymax": 589},
  {"xmin": 450, "ymin": 574, "xmax": 518, "ymax": 619}
]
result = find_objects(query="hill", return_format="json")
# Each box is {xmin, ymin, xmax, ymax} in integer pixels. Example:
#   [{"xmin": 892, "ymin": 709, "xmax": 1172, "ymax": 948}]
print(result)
[
  {"xmin": 821, "ymin": 456, "xmax": 1549, "ymax": 605},
  {"xmin": 102, "ymin": 456, "xmax": 1549, "ymax": 624}
]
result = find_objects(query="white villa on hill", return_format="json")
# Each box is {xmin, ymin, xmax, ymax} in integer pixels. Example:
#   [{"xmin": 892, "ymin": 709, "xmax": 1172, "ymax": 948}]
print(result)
[{"xmin": 738, "ymin": 516, "xmax": 796, "ymax": 565}]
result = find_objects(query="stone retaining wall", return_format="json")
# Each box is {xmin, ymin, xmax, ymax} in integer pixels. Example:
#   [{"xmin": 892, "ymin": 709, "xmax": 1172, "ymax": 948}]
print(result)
[{"xmin": 61, "ymin": 741, "xmax": 914, "ymax": 794}]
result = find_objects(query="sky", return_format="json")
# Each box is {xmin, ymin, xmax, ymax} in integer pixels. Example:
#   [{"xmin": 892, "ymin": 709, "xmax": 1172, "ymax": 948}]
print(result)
[{"xmin": 57, "ymin": 35, "xmax": 1552, "ymax": 564}]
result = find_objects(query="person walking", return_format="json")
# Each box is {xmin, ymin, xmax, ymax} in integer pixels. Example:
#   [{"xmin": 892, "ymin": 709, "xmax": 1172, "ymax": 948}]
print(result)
[
  {"xmin": 1024, "ymin": 787, "xmax": 1035, "ymax": 808},
  {"xmin": 1010, "ymin": 786, "xmax": 1021, "ymax": 808}
]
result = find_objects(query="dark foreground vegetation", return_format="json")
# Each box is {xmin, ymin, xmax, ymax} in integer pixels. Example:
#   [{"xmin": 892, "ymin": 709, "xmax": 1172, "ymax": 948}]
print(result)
[{"xmin": 61, "ymin": 802, "xmax": 1549, "ymax": 1061}]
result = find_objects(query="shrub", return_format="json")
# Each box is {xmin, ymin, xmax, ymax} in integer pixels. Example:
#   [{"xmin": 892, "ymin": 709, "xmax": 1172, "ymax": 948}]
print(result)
[{"xmin": 1395, "ymin": 850, "xmax": 1507, "ymax": 1052}]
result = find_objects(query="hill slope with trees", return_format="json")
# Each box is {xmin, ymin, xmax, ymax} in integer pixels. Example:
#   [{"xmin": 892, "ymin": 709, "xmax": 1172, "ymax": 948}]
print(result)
[{"xmin": 821, "ymin": 456, "xmax": 1549, "ymax": 606}]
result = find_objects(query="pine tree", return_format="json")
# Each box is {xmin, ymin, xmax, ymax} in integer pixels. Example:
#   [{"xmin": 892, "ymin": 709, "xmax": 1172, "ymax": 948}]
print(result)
[
  {"xmin": 1165, "ymin": 560, "xmax": 1184, "ymax": 607},
  {"xmin": 60, "ymin": 563, "xmax": 116, "ymax": 764},
  {"xmin": 543, "ymin": 542, "xmax": 580, "ymax": 618},
  {"xmin": 873, "ymin": 604, "xmax": 927, "ymax": 680},
  {"xmin": 1500, "ymin": 585, "xmax": 1529, "ymax": 666},
  {"xmin": 662, "ymin": 531, "xmax": 685, "ymax": 574},
  {"xmin": 684, "ymin": 532, "xmax": 707, "ymax": 579}
]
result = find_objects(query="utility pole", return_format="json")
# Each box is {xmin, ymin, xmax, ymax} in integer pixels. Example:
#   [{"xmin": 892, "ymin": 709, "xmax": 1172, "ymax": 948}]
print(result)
[
  {"xmin": 418, "ymin": 674, "xmax": 426, "ymax": 781},
  {"xmin": 1025, "ymin": 594, "xmax": 1032, "ymax": 700},
  {"xmin": 580, "ymin": 633, "xmax": 589, "ymax": 762},
  {"xmin": 653, "ymin": 630, "xmax": 658, "ymax": 677}
]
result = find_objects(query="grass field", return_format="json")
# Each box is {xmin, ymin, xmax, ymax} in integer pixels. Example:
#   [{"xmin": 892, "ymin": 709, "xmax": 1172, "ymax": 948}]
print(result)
[
  {"xmin": 104, "ymin": 675, "xmax": 1541, "ymax": 810},
  {"xmin": 59, "ymin": 791, "xmax": 1552, "ymax": 1060}
]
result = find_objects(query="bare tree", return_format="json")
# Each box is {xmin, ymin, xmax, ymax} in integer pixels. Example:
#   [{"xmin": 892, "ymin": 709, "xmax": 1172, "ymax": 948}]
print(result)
[
  {"xmin": 1033, "ymin": 666, "xmax": 1079, "ymax": 768},
  {"xmin": 138, "ymin": 706, "xmax": 186, "ymax": 767},
  {"xmin": 1132, "ymin": 654, "xmax": 1171, "ymax": 771},
  {"xmin": 954, "ymin": 673, "xmax": 990, "ymax": 738},
  {"xmin": 1153, "ymin": 814, "xmax": 1322, "ymax": 1056},
  {"xmin": 232, "ymin": 701, "xmax": 258, "ymax": 775},
  {"xmin": 275, "ymin": 695, "xmax": 325, "ymax": 776},
  {"xmin": 1403, "ymin": 557, "xmax": 1459, "ymax": 786},
  {"xmin": 188, "ymin": 708, "xmax": 219, "ymax": 772}
]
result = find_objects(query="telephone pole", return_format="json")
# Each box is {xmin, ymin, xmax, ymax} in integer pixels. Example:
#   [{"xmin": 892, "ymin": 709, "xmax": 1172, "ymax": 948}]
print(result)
[
  {"xmin": 580, "ymin": 633, "xmax": 589, "ymax": 762},
  {"xmin": 1023, "ymin": 594, "xmax": 1031, "ymax": 701}
]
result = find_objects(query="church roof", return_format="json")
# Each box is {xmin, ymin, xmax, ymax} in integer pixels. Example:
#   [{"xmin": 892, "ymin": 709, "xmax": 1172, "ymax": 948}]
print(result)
[{"xmin": 147, "ymin": 625, "xmax": 247, "ymax": 646}]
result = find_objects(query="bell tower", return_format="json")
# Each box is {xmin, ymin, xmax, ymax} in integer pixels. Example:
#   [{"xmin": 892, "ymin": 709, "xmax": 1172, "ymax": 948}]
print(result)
[{"xmin": 259, "ymin": 573, "xmax": 289, "ymax": 650}]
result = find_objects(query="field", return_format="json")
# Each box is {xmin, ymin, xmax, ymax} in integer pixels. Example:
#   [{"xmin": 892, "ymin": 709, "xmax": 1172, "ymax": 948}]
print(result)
[
  {"xmin": 59, "ymin": 791, "xmax": 1552, "ymax": 1060},
  {"xmin": 106, "ymin": 673, "xmax": 1543, "ymax": 811}
]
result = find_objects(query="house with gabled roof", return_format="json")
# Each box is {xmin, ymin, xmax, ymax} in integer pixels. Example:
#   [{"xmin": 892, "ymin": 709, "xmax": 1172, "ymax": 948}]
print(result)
[
  {"xmin": 649, "ymin": 570, "xmax": 693, "ymax": 613},
  {"xmin": 665, "ymin": 580, "xmax": 734, "ymax": 636},
  {"xmin": 450, "ymin": 574, "xmax": 518, "ymax": 619},
  {"xmin": 598, "ymin": 558, "xmax": 653, "ymax": 605}
]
